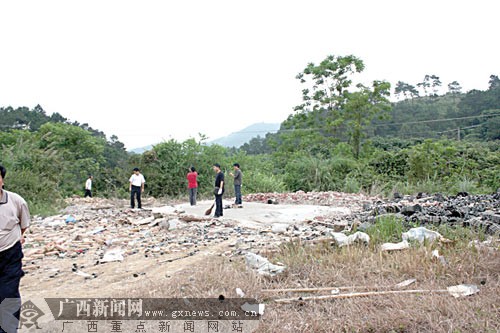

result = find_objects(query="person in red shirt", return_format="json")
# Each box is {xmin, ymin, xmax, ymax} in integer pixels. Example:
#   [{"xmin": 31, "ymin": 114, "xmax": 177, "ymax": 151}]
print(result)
[{"xmin": 186, "ymin": 166, "xmax": 198, "ymax": 206}]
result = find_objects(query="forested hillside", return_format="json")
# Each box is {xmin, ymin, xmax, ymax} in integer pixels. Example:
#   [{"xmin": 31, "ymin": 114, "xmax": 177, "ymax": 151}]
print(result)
[{"xmin": 1, "ymin": 55, "xmax": 498, "ymax": 215}]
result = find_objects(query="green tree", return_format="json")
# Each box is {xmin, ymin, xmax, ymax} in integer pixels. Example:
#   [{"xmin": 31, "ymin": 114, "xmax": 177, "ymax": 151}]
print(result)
[
  {"xmin": 293, "ymin": 54, "xmax": 365, "ymax": 137},
  {"xmin": 343, "ymin": 81, "xmax": 391, "ymax": 158}
]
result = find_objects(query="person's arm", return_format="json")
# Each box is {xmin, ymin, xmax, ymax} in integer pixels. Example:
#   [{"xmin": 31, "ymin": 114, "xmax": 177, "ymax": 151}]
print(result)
[
  {"xmin": 19, "ymin": 199, "xmax": 31, "ymax": 245},
  {"xmin": 141, "ymin": 175, "xmax": 145, "ymax": 193},
  {"xmin": 129, "ymin": 179, "xmax": 132, "ymax": 192},
  {"xmin": 218, "ymin": 180, "xmax": 224, "ymax": 194}
]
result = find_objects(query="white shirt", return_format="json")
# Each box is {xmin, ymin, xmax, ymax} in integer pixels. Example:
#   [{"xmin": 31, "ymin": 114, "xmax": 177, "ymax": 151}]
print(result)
[
  {"xmin": 0, "ymin": 190, "xmax": 31, "ymax": 252},
  {"xmin": 85, "ymin": 178, "xmax": 92, "ymax": 190},
  {"xmin": 129, "ymin": 173, "xmax": 146, "ymax": 187}
]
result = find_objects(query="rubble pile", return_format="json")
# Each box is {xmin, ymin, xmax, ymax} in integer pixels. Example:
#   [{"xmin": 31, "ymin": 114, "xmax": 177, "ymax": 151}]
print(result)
[
  {"xmin": 360, "ymin": 192, "xmax": 500, "ymax": 234},
  {"xmin": 244, "ymin": 191, "xmax": 375, "ymax": 207}
]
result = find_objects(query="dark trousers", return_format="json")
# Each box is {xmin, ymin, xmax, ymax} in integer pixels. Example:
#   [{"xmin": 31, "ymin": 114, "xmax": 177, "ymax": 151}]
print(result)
[
  {"xmin": 234, "ymin": 185, "xmax": 242, "ymax": 205},
  {"xmin": 0, "ymin": 242, "xmax": 24, "ymax": 333},
  {"xmin": 84, "ymin": 189, "xmax": 92, "ymax": 198},
  {"xmin": 189, "ymin": 188, "xmax": 197, "ymax": 206},
  {"xmin": 214, "ymin": 194, "xmax": 223, "ymax": 217},
  {"xmin": 130, "ymin": 185, "xmax": 142, "ymax": 208}
]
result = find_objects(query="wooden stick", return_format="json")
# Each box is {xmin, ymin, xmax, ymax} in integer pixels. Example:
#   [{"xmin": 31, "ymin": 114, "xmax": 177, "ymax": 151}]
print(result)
[
  {"xmin": 263, "ymin": 279, "xmax": 416, "ymax": 294},
  {"xmin": 274, "ymin": 289, "xmax": 448, "ymax": 304}
]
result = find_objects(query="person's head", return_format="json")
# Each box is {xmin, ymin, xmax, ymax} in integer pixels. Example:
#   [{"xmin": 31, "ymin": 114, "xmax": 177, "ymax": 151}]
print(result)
[
  {"xmin": 0, "ymin": 165, "xmax": 6, "ymax": 189},
  {"xmin": 190, "ymin": 166, "xmax": 196, "ymax": 172},
  {"xmin": 233, "ymin": 163, "xmax": 240, "ymax": 170},
  {"xmin": 133, "ymin": 167, "xmax": 140, "ymax": 175},
  {"xmin": 213, "ymin": 163, "xmax": 221, "ymax": 172},
  {"xmin": 88, "ymin": 175, "xmax": 93, "ymax": 179}
]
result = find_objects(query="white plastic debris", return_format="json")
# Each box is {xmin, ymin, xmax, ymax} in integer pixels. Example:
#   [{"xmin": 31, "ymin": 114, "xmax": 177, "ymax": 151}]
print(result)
[
  {"xmin": 271, "ymin": 223, "xmax": 289, "ymax": 234},
  {"xmin": 402, "ymin": 227, "xmax": 442, "ymax": 244},
  {"xmin": 447, "ymin": 284, "xmax": 479, "ymax": 298},
  {"xmin": 330, "ymin": 231, "xmax": 370, "ymax": 247},
  {"xmin": 432, "ymin": 249, "xmax": 447, "ymax": 266},
  {"xmin": 381, "ymin": 240, "xmax": 410, "ymax": 252},
  {"xmin": 235, "ymin": 288, "xmax": 246, "ymax": 298},
  {"xmin": 245, "ymin": 252, "xmax": 286, "ymax": 276},
  {"xmin": 88, "ymin": 226, "xmax": 106, "ymax": 235},
  {"xmin": 101, "ymin": 248, "xmax": 125, "ymax": 263}
]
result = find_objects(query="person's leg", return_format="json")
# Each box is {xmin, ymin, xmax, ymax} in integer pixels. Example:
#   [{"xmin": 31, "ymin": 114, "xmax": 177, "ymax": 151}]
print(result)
[
  {"xmin": 130, "ymin": 188, "xmax": 135, "ymax": 208},
  {"xmin": 89, "ymin": 190, "xmax": 92, "ymax": 198},
  {"xmin": 215, "ymin": 194, "xmax": 222, "ymax": 217},
  {"xmin": 137, "ymin": 187, "xmax": 142, "ymax": 209},
  {"xmin": 235, "ymin": 185, "xmax": 242, "ymax": 205},
  {"xmin": 189, "ymin": 188, "xmax": 194, "ymax": 206},
  {"xmin": 0, "ymin": 242, "xmax": 24, "ymax": 333},
  {"xmin": 193, "ymin": 188, "xmax": 197, "ymax": 206}
]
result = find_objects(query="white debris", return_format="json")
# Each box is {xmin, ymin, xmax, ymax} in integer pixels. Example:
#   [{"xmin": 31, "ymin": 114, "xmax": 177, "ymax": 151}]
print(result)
[
  {"xmin": 235, "ymin": 288, "xmax": 246, "ymax": 298},
  {"xmin": 432, "ymin": 249, "xmax": 447, "ymax": 266},
  {"xmin": 245, "ymin": 252, "xmax": 286, "ymax": 276},
  {"xmin": 381, "ymin": 240, "xmax": 410, "ymax": 252},
  {"xmin": 330, "ymin": 231, "xmax": 370, "ymax": 247},
  {"xmin": 402, "ymin": 227, "xmax": 442, "ymax": 244},
  {"xmin": 447, "ymin": 284, "xmax": 479, "ymax": 298},
  {"xmin": 101, "ymin": 248, "xmax": 125, "ymax": 263},
  {"xmin": 271, "ymin": 223, "xmax": 289, "ymax": 234}
]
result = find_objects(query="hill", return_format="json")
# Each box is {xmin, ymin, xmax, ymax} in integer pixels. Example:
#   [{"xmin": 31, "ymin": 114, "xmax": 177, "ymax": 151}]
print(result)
[{"xmin": 209, "ymin": 122, "xmax": 280, "ymax": 148}]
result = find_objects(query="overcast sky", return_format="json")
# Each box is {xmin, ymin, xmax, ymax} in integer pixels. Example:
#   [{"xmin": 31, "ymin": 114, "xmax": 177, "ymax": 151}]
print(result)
[{"xmin": 1, "ymin": 0, "xmax": 498, "ymax": 149}]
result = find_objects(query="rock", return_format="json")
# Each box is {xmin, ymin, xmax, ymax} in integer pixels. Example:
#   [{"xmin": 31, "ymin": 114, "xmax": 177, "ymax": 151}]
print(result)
[
  {"xmin": 400, "ymin": 204, "xmax": 422, "ymax": 216},
  {"xmin": 356, "ymin": 222, "xmax": 372, "ymax": 232}
]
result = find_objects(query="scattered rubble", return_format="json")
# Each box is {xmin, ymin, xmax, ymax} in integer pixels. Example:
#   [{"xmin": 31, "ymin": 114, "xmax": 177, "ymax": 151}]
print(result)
[{"xmin": 360, "ymin": 192, "xmax": 500, "ymax": 234}]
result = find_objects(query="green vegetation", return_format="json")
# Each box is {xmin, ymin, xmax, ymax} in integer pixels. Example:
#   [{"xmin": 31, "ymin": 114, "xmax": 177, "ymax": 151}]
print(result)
[{"xmin": 1, "ymin": 55, "xmax": 499, "ymax": 215}]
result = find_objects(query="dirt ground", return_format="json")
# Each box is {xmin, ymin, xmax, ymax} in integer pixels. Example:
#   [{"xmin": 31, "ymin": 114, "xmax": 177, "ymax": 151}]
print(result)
[{"xmin": 21, "ymin": 199, "xmax": 353, "ymax": 299}]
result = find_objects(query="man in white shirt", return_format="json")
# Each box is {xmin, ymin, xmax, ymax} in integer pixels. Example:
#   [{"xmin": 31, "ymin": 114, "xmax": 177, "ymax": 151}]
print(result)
[
  {"xmin": 129, "ymin": 168, "xmax": 145, "ymax": 209},
  {"xmin": 0, "ymin": 165, "xmax": 31, "ymax": 333},
  {"xmin": 84, "ymin": 175, "xmax": 93, "ymax": 198}
]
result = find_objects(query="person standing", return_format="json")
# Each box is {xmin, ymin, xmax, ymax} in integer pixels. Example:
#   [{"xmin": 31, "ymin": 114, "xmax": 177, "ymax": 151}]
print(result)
[
  {"xmin": 84, "ymin": 175, "xmax": 93, "ymax": 198},
  {"xmin": 213, "ymin": 163, "xmax": 224, "ymax": 218},
  {"xmin": 186, "ymin": 166, "xmax": 198, "ymax": 206},
  {"xmin": 0, "ymin": 165, "xmax": 31, "ymax": 333},
  {"xmin": 230, "ymin": 163, "xmax": 243, "ymax": 207},
  {"xmin": 129, "ymin": 168, "xmax": 145, "ymax": 209}
]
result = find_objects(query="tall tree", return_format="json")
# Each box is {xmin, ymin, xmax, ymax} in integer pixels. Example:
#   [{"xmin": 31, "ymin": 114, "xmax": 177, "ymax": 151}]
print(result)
[
  {"xmin": 294, "ymin": 54, "xmax": 365, "ymax": 136},
  {"xmin": 343, "ymin": 81, "xmax": 391, "ymax": 158},
  {"xmin": 447, "ymin": 81, "xmax": 462, "ymax": 94},
  {"xmin": 430, "ymin": 75, "xmax": 442, "ymax": 96},
  {"xmin": 489, "ymin": 75, "xmax": 500, "ymax": 90},
  {"xmin": 417, "ymin": 75, "xmax": 431, "ymax": 96}
]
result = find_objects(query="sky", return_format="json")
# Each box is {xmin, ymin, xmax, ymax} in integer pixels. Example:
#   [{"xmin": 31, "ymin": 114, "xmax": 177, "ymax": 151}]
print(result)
[{"xmin": 1, "ymin": 0, "xmax": 498, "ymax": 149}]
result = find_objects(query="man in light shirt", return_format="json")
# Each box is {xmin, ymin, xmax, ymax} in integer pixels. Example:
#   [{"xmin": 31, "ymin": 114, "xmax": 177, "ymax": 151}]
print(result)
[
  {"xmin": 129, "ymin": 167, "xmax": 145, "ymax": 209},
  {"xmin": 84, "ymin": 175, "xmax": 93, "ymax": 198},
  {"xmin": 0, "ymin": 165, "xmax": 31, "ymax": 333}
]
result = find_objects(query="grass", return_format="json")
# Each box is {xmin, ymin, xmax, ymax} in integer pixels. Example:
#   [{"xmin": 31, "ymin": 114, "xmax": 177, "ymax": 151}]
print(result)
[
  {"xmin": 365, "ymin": 215, "xmax": 405, "ymax": 245},
  {"xmin": 113, "ymin": 231, "xmax": 499, "ymax": 333},
  {"xmin": 37, "ymin": 229, "xmax": 499, "ymax": 333}
]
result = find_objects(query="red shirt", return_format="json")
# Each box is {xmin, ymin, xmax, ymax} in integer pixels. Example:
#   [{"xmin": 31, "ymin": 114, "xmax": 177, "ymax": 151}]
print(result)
[{"xmin": 187, "ymin": 172, "xmax": 198, "ymax": 188}]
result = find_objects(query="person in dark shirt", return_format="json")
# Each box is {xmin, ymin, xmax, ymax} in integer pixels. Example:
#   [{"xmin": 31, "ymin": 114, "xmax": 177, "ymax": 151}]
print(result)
[
  {"xmin": 213, "ymin": 163, "xmax": 224, "ymax": 218},
  {"xmin": 230, "ymin": 163, "xmax": 243, "ymax": 207}
]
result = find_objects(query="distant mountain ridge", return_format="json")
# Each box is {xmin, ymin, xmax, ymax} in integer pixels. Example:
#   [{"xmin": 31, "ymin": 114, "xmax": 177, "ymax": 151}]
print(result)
[
  {"xmin": 209, "ymin": 122, "xmax": 280, "ymax": 148},
  {"xmin": 129, "ymin": 122, "xmax": 281, "ymax": 153}
]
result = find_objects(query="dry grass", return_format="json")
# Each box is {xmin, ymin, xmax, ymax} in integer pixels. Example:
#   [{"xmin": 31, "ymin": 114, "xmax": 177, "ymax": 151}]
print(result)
[{"xmin": 135, "ymin": 235, "xmax": 500, "ymax": 333}]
